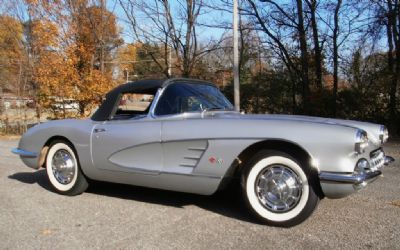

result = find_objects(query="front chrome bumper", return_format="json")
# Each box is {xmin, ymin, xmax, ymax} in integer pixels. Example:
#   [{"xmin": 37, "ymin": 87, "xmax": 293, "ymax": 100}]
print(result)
[
  {"xmin": 319, "ymin": 153, "xmax": 394, "ymax": 198},
  {"xmin": 11, "ymin": 148, "xmax": 40, "ymax": 170},
  {"xmin": 319, "ymin": 155, "xmax": 394, "ymax": 185},
  {"xmin": 319, "ymin": 170, "xmax": 382, "ymax": 185},
  {"xmin": 11, "ymin": 148, "xmax": 38, "ymax": 158}
]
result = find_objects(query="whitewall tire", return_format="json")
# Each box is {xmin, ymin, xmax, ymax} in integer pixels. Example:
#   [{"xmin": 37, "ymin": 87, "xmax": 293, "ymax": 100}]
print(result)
[
  {"xmin": 45, "ymin": 140, "xmax": 88, "ymax": 195},
  {"xmin": 242, "ymin": 150, "xmax": 319, "ymax": 227}
]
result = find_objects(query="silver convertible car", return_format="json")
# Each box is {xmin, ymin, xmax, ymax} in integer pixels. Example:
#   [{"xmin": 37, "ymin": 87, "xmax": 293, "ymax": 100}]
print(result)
[{"xmin": 12, "ymin": 78, "xmax": 394, "ymax": 227}]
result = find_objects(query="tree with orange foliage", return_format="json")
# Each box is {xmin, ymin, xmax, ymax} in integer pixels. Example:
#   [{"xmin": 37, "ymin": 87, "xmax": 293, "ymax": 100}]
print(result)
[
  {"xmin": 0, "ymin": 15, "xmax": 24, "ymax": 95},
  {"xmin": 27, "ymin": 0, "xmax": 122, "ymax": 118},
  {"xmin": 117, "ymin": 43, "xmax": 137, "ymax": 81}
]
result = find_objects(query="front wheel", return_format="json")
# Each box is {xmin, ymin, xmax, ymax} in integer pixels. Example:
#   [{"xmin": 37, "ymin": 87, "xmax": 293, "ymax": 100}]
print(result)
[
  {"xmin": 45, "ymin": 140, "xmax": 88, "ymax": 196},
  {"xmin": 242, "ymin": 150, "xmax": 320, "ymax": 227}
]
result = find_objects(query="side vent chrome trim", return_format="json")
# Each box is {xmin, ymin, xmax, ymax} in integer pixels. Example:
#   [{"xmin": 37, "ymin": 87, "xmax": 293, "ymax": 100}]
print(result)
[
  {"xmin": 188, "ymin": 147, "xmax": 207, "ymax": 151},
  {"xmin": 178, "ymin": 140, "xmax": 209, "ymax": 168}
]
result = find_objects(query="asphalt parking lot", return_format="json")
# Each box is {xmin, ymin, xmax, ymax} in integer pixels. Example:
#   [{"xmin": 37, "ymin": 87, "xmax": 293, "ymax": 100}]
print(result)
[{"xmin": 1, "ymin": 138, "xmax": 399, "ymax": 249}]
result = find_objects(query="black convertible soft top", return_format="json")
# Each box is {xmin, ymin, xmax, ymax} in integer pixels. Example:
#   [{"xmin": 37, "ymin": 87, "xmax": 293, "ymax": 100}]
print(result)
[{"xmin": 91, "ymin": 78, "xmax": 215, "ymax": 121}]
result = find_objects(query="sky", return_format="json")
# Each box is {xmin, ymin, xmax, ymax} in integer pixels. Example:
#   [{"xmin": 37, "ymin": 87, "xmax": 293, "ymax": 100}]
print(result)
[{"xmin": 110, "ymin": 0, "xmax": 231, "ymax": 44}]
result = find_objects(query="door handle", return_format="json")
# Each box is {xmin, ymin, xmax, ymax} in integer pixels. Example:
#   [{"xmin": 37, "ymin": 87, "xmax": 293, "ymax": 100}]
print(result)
[{"xmin": 94, "ymin": 128, "xmax": 106, "ymax": 133}]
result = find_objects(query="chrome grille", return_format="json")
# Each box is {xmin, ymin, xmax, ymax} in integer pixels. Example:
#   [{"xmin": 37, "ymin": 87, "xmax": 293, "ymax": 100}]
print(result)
[{"xmin": 370, "ymin": 149, "xmax": 385, "ymax": 171}]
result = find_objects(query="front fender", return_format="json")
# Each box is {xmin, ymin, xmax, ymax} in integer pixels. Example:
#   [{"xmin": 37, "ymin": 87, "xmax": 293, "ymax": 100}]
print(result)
[{"xmin": 16, "ymin": 119, "xmax": 94, "ymax": 171}]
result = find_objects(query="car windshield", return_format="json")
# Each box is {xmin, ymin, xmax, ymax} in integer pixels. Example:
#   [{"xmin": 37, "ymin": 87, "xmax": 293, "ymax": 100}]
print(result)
[{"xmin": 155, "ymin": 82, "xmax": 234, "ymax": 116}]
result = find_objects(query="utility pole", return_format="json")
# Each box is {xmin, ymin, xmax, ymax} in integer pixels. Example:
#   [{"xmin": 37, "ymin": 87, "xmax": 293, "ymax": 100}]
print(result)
[
  {"xmin": 168, "ymin": 45, "xmax": 172, "ymax": 77},
  {"xmin": 233, "ymin": 0, "xmax": 240, "ymax": 111}
]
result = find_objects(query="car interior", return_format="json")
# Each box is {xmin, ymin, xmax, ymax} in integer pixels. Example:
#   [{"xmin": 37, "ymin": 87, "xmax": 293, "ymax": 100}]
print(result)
[{"xmin": 111, "ymin": 92, "xmax": 155, "ymax": 120}]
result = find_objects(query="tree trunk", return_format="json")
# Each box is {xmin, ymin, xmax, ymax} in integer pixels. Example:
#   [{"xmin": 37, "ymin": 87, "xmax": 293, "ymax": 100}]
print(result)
[
  {"xmin": 296, "ymin": 0, "xmax": 310, "ymax": 114},
  {"xmin": 308, "ymin": 0, "xmax": 323, "ymax": 89},
  {"xmin": 387, "ymin": 0, "xmax": 396, "ymax": 120},
  {"xmin": 239, "ymin": 15, "xmax": 246, "ymax": 80},
  {"xmin": 79, "ymin": 102, "xmax": 86, "ymax": 117},
  {"xmin": 182, "ymin": 0, "xmax": 194, "ymax": 77},
  {"xmin": 392, "ymin": 0, "xmax": 400, "ymax": 123},
  {"xmin": 333, "ymin": 0, "xmax": 342, "ymax": 117}
]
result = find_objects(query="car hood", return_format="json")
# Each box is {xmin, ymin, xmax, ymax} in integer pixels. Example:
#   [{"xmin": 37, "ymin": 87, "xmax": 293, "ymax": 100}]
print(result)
[{"xmin": 212, "ymin": 112, "xmax": 384, "ymax": 145}]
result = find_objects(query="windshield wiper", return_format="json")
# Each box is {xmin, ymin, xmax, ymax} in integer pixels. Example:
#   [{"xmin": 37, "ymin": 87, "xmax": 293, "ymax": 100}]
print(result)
[
  {"xmin": 203, "ymin": 107, "xmax": 223, "ymax": 112},
  {"xmin": 201, "ymin": 106, "xmax": 234, "ymax": 113}
]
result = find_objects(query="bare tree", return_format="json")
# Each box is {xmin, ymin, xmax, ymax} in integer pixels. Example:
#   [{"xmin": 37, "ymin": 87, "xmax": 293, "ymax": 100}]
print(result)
[
  {"xmin": 386, "ymin": 0, "xmax": 400, "ymax": 123},
  {"xmin": 373, "ymin": 0, "xmax": 400, "ymax": 128},
  {"xmin": 119, "ymin": 0, "xmax": 223, "ymax": 78},
  {"xmin": 305, "ymin": 0, "xmax": 323, "ymax": 89},
  {"xmin": 332, "ymin": 0, "xmax": 342, "ymax": 116},
  {"xmin": 295, "ymin": 0, "xmax": 310, "ymax": 113},
  {"xmin": 314, "ymin": 1, "xmax": 365, "ymax": 116},
  {"xmin": 245, "ymin": 0, "xmax": 312, "ymax": 113}
]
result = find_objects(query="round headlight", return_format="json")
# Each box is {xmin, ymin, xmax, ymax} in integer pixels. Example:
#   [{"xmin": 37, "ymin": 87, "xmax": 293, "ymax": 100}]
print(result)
[
  {"xmin": 379, "ymin": 125, "xmax": 389, "ymax": 144},
  {"xmin": 355, "ymin": 130, "xmax": 368, "ymax": 153},
  {"xmin": 354, "ymin": 158, "xmax": 370, "ymax": 175}
]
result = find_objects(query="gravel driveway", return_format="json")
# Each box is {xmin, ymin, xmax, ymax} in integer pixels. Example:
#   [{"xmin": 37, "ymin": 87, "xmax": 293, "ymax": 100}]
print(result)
[{"xmin": 1, "ymin": 138, "xmax": 399, "ymax": 249}]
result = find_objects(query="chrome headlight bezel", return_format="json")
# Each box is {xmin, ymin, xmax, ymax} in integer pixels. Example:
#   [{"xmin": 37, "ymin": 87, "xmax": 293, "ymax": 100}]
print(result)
[
  {"xmin": 354, "ymin": 158, "xmax": 370, "ymax": 175},
  {"xmin": 379, "ymin": 125, "xmax": 389, "ymax": 144},
  {"xmin": 355, "ymin": 130, "xmax": 369, "ymax": 154}
]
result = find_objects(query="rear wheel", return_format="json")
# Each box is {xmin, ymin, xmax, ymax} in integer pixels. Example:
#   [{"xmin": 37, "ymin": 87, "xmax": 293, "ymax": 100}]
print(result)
[
  {"xmin": 242, "ymin": 150, "xmax": 319, "ymax": 227},
  {"xmin": 45, "ymin": 140, "xmax": 88, "ymax": 195}
]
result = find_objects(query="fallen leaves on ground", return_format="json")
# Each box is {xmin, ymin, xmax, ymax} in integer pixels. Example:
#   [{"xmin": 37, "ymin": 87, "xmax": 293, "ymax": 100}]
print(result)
[{"xmin": 388, "ymin": 200, "xmax": 400, "ymax": 208}]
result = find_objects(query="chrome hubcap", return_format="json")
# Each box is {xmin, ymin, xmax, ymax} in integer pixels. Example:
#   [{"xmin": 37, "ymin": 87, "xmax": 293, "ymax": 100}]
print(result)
[
  {"xmin": 255, "ymin": 165, "xmax": 303, "ymax": 213},
  {"xmin": 51, "ymin": 149, "xmax": 75, "ymax": 184}
]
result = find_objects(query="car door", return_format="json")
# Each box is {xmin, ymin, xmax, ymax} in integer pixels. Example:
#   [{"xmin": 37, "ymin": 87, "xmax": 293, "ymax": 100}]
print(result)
[
  {"xmin": 154, "ymin": 83, "xmax": 214, "ymax": 175},
  {"xmin": 91, "ymin": 89, "xmax": 162, "ymax": 174},
  {"xmin": 91, "ymin": 118, "xmax": 162, "ymax": 174}
]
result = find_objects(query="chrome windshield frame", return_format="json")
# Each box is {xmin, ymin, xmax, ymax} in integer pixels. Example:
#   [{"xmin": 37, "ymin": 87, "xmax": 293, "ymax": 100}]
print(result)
[{"xmin": 148, "ymin": 82, "xmax": 234, "ymax": 120}]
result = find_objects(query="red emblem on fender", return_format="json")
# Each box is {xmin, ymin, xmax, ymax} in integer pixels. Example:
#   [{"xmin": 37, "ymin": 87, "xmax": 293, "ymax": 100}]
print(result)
[{"xmin": 208, "ymin": 157, "xmax": 216, "ymax": 164}]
